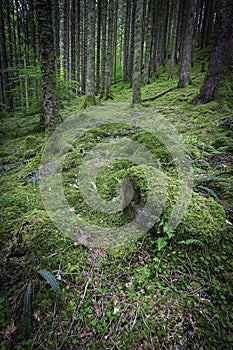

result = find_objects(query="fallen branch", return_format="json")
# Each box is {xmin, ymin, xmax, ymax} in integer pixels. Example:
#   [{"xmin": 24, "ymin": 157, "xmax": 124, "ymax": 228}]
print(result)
[{"xmin": 142, "ymin": 86, "xmax": 176, "ymax": 102}]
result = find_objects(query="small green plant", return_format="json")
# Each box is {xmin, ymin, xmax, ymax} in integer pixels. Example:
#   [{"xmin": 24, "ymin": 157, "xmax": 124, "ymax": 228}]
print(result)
[
  {"xmin": 178, "ymin": 238, "xmax": 204, "ymax": 246},
  {"xmin": 23, "ymin": 282, "xmax": 32, "ymax": 336},
  {"xmin": 38, "ymin": 269, "xmax": 62, "ymax": 297},
  {"xmin": 23, "ymin": 269, "xmax": 62, "ymax": 336}
]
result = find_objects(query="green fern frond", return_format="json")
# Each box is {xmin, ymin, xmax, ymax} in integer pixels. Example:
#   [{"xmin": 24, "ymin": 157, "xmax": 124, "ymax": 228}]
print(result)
[
  {"xmin": 196, "ymin": 185, "xmax": 219, "ymax": 200},
  {"xmin": 38, "ymin": 269, "xmax": 62, "ymax": 297},
  {"xmin": 23, "ymin": 282, "xmax": 32, "ymax": 336},
  {"xmin": 205, "ymin": 145, "xmax": 222, "ymax": 155},
  {"xmin": 178, "ymin": 239, "xmax": 203, "ymax": 246},
  {"xmin": 195, "ymin": 175, "xmax": 228, "ymax": 183}
]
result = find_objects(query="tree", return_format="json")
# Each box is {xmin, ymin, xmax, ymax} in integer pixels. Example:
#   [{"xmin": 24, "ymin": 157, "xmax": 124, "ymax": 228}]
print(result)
[
  {"xmin": 144, "ymin": 0, "xmax": 154, "ymax": 84},
  {"xmin": 100, "ymin": 0, "xmax": 107, "ymax": 97},
  {"xmin": 85, "ymin": 0, "xmax": 96, "ymax": 105},
  {"xmin": 36, "ymin": 0, "xmax": 62, "ymax": 133},
  {"xmin": 105, "ymin": 0, "xmax": 114, "ymax": 99},
  {"xmin": 168, "ymin": 0, "xmax": 181, "ymax": 79},
  {"xmin": 197, "ymin": 0, "xmax": 233, "ymax": 104},
  {"xmin": 132, "ymin": 0, "xmax": 143, "ymax": 104},
  {"xmin": 0, "ymin": 0, "xmax": 12, "ymax": 111},
  {"xmin": 123, "ymin": 0, "xmax": 131, "ymax": 82},
  {"xmin": 178, "ymin": 0, "xmax": 197, "ymax": 88}
]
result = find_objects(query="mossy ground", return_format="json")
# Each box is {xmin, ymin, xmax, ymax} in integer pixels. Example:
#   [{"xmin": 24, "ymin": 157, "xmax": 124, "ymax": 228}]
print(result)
[{"xmin": 0, "ymin": 49, "xmax": 233, "ymax": 349}]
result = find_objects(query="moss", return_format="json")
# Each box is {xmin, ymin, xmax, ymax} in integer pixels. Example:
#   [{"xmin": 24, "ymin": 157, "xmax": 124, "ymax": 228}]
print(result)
[
  {"xmin": 178, "ymin": 193, "xmax": 227, "ymax": 246},
  {"xmin": 95, "ymin": 159, "xmax": 227, "ymax": 249},
  {"xmin": 132, "ymin": 131, "xmax": 172, "ymax": 163},
  {"xmin": 214, "ymin": 75, "xmax": 233, "ymax": 110},
  {"xmin": 1, "ymin": 47, "xmax": 232, "ymax": 350}
]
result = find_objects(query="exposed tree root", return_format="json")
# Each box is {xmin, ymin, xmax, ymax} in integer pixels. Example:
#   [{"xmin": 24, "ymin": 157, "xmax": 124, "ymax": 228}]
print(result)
[{"xmin": 142, "ymin": 86, "xmax": 176, "ymax": 102}]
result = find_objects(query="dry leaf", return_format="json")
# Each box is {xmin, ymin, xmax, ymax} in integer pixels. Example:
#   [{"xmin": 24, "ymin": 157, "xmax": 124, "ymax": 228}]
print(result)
[
  {"xmin": 4, "ymin": 320, "xmax": 16, "ymax": 337},
  {"xmin": 113, "ymin": 295, "xmax": 119, "ymax": 306}
]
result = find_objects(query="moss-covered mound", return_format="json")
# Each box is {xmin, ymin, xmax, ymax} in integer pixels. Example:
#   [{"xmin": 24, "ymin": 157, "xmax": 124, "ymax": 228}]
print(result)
[{"xmin": 94, "ymin": 160, "xmax": 227, "ymax": 248}]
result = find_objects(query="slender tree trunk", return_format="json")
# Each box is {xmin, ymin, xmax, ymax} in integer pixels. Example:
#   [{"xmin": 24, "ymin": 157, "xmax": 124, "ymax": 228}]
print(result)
[
  {"xmin": 64, "ymin": 0, "xmax": 70, "ymax": 101},
  {"xmin": 81, "ymin": 1, "xmax": 87, "ymax": 94},
  {"xmin": 105, "ymin": 0, "xmax": 114, "ymax": 99},
  {"xmin": 129, "ymin": 1, "xmax": 136, "ymax": 84},
  {"xmin": 132, "ymin": 0, "xmax": 143, "ymax": 104},
  {"xmin": 123, "ymin": 0, "xmax": 131, "ymax": 82},
  {"xmin": 36, "ymin": 0, "xmax": 62, "ymax": 133},
  {"xmin": 197, "ymin": 0, "xmax": 233, "ymax": 104},
  {"xmin": 144, "ymin": 0, "xmax": 154, "ymax": 84},
  {"xmin": 178, "ymin": 0, "xmax": 197, "ymax": 88},
  {"xmin": 113, "ymin": 0, "xmax": 118, "ymax": 86},
  {"xmin": 96, "ymin": 0, "xmax": 101, "ymax": 94},
  {"xmin": 75, "ymin": 0, "xmax": 81, "ymax": 94},
  {"xmin": 169, "ymin": 0, "xmax": 180, "ymax": 79},
  {"xmin": 0, "ymin": 0, "xmax": 12, "ymax": 111},
  {"xmin": 71, "ymin": 0, "xmax": 76, "ymax": 85},
  {"xmin": 85, "ymin": 0, "xmax": 96, "ymax": 105},
  {"xmin": 22, "ymin": 0, "xmax": 29, "ymax": 109},
  {"xmin": 100, "ymin": 0, "xmax": 107, "ymax": 97}
]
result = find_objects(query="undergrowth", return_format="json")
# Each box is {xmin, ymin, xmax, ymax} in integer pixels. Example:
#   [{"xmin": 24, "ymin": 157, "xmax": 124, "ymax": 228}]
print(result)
[{"xmin": 0, "ymin": 49, "xmax": 233, "ymax": 349}]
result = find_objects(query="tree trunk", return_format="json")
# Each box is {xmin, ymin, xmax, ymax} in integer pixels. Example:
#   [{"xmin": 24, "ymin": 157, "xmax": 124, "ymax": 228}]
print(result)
[
  {"xmin": 100, "ymin": 0, "xmax": 107, "ymax": 97},
  {"xmin": 113, "ymin": 0, "xmax": 118, "ymax": 86},
  {"xmin": 36, "ymin": 0, "xmax": 62, "ymax": 133},
  {"xmin": 129, "ymin": 1, "xmax": 136, "ymax": 84},
  {"xmin": 75, "ymin": 0, "xmax": 81, "ymax": 93},
  {"xmin": 85, "ymin": 0, "xmax": 96, "ymax": 105},
  {"xmin": 64, "ymin": 0, "xmax": 70, "ymax": 101},
  {"xmin": 197, "ymin": 0, "xmax": 233, "ymax": 104},
  {"xmin": 81, "ymin": 1, "xmax": 87, "ymax": 94},
  {"xmin": 96, "ymin": 0, "xmax": 101, "ymax": 94},
  {"xmin": 144, "ymin": 0, "xmax": 154, "ymax": 84},
  {"xmin": 0, "ymin": 0, "xmax": 12, "ymax": 111},
  {"xmin": 178, "ymin": 0, "xmax": 197, "ymax": 88},
  {"xmin": 132, "ymin": 0, "xmax": 143, "ymax": 104},
  {"xmin": 71, "ymin": 0, "xmax": 76, "ymax": 85},
  {"xmin": 123, "ymin": 0, "xmax": 131, "ymax": 82},
  {"xmin": 105, "ymin": 0, "xmax": 114, "ymax": 99},
  {"xmin": 169, "ymin": 0, "xmax": 181, "ymax": 79}
]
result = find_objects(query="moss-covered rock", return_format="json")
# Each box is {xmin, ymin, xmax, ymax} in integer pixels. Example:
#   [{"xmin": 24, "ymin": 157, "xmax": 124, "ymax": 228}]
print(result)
[{"xmin": 95, "ymin": 160, "xmax": 227, "ymax": 249}]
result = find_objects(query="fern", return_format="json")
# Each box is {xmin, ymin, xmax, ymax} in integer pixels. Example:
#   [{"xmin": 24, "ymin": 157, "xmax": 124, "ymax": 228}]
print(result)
[
  {"xmin": 196, "ymin": 185, "xmax": 219, "ymax": 200},
  {"xmin": 23, "ymin": 282, "xmax": 32, "ymax": 336},
  {"xmin": 178, "ymin": 238, "xmax": 203, "ymax": 246},
  {"xmin": 38, "ymin": 269, "xmax": 62, "ymax": 297},
  {"xmin": 195, "ymin": 175, "xmax": 228, "ymax": 183}
]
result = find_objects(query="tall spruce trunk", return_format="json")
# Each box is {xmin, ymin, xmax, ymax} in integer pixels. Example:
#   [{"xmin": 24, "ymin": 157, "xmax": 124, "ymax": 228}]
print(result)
[
  {"xmin": 0, "ymin": 1, "xmax": 12, "ymax": 111},
  {"xmin": 197, "ymin": 0, "xmax": 233, "ymax": 103},
  {"xmin": 132, "ymin": 0, "xmax": 143, "ymax": 104},
  {"xmin": 105, "ymin": 0, "xmax": 114, "ymax": 99},
  {"xmin": 36, "ymin": 0, "xmax": 62, "ymax": 133},
  {"xmin": 178, "ymin": 0, "xmax": 197, "ymax": 88},
  {"xmin": 85, "ymin": 0, "xmax": 96, "ymax": 105}
]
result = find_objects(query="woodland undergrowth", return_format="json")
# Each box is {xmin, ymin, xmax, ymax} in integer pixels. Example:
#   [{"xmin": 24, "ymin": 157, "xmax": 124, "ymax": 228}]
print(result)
[{"xmin": 0, "ymin": 51, "xmax": 233, "ymax": 349}]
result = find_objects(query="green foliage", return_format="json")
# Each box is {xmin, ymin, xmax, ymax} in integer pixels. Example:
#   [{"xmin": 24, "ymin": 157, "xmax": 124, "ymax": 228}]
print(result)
[
  {"xmin": 1, "ymin": 48, "xmax": 233, "ymax": 349},
  {"xmin": 38, "ymin": 269, "xmax": 62, "ymax": 297}
]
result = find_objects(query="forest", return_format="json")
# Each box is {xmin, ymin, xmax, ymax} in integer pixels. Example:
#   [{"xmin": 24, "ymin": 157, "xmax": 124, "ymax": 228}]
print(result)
[{"xmin": 0, "ymin": 0, "xmax": 233, "ymax": 349}]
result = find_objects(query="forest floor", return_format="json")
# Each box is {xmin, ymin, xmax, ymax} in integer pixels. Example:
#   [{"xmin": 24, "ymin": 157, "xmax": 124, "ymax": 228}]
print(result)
[{"xmin": 1, "ymin": 50, "xmax": 233, "ymax": 349}]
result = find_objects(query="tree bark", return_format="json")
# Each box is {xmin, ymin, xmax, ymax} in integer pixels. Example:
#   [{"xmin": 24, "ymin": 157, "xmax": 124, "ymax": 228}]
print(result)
[
  {"xmin": 197, "ymin": 0, "xmax": 233, "ymax": 104},
  {"xmin": 85, "ymin": 0, "xmax": 96, "ymax": 105},
  {"xmin": 178, "ymin": 0, "xmax": 197, "ymax": 88},
  {"xmin": 36, "ymin": 0, "xmax": 62, "ymax": 133},
  {"xmin": 100, "ymin": 0, "xmax": 107, "ymax": 97},
  {"xmin": 105, "ymin": 0, "xmax": 114, "ymax": 99},
  {"xmin": 123, "ymin": 0, "xmax": 131, "ymax": 82},
  {"xmin": 0, "ymin": 0, "xmax": 12, "ymax": 111},
  {"xmin": 143, "ymin": 0, "xmax": 154, "ymax": 84},
  {"xmin": 132, "ymin": 0, "xmax": 143, "ymax": 104},
  {"xmin": 169, "ymin": 0, "xmax": 181, "ymax": 79}
]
